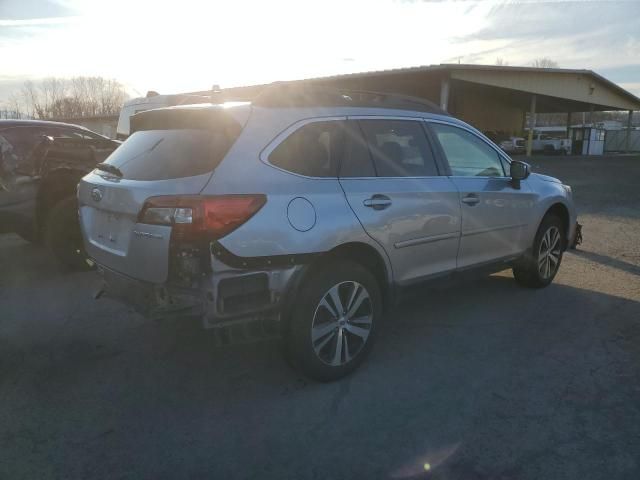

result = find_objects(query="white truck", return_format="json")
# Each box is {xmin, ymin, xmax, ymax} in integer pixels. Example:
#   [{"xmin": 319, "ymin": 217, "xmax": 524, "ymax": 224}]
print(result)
[
  {"xmin": 531, "ymin": 132, "xmax": 571, "ymax": 155},
  {"xmin": 115, "ymin": 91, "xmax": 212, "ymax": 140},
  {"xmin": 499, "ymin": 136, "xmax": 526, "ymax": 154},
  {"xmin": 484, "ymin": 131, "xmax": 526, "ymax": 154}
]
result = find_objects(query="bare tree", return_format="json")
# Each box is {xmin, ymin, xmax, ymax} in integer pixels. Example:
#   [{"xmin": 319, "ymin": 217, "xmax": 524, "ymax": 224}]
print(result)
[
  {"xmin": 495, "ymin": 57, "xmax": 509, "ymax": 66},
  {"xmin": 531, "ymin": 57, "xmax": 559, "ymax": 68},
  {"xmin": 5, "ymin": 93, "xmax": 25, "ymax": 119},
  {"xmin": 15, "ymin": 76, "xmax": 128, "ymax": 119},
  {"xmin": 21, "ymin": 80, "xmax": 44, "ymax": 118}
]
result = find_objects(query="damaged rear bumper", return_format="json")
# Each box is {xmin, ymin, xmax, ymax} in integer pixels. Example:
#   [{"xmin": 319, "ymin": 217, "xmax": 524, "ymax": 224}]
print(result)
[
  {"xmin": 95, "ymin": 266, "xmax": 204, "ymax": 319},
  {"xmin": 95, "ymin": 261, "xmax": 304, "ymax": 329}
]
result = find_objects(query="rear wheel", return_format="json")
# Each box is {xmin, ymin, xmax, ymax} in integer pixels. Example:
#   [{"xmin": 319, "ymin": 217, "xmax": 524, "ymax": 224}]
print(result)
[
  {"xmin": 285, "ymin": 261, "xmax": 382, "ymax": 381},
  {"xmin": 513, "ymin": 214, "xmax": 565, "ymax": 288},
  {"xmin": 44, "ymin": 196, "xmax": 92, "ymax": 271}
]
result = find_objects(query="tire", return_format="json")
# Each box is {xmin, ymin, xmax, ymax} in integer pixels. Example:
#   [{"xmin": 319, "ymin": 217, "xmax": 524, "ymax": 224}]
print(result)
[
  {"xmin": 44, "ymin": 196, "xmax": 92, "ymax": 271},
  {"xmin": 513, "ymin": 214, "xmax": 565, "ymax": 288},
  {"xmin": 285, "ymin": 260, "xmax": 382, "ymax": 381}
]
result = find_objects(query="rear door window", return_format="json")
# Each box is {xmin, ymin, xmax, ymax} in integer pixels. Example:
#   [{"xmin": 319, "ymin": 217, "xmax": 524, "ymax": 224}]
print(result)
[
  {"xmin": 104, "ymin": 111, "xmax": 241, "ymax": 181},
  {"xmin": 358, "ymin": 119, "xmax": 438, "ymax": 177},
  {"xmin": 268, "ymin": 121, "xmax": 343, "ymax": 177},
  {"xmin": 339, "ymin": 121, "xmax": 376, "ymax": 177}
]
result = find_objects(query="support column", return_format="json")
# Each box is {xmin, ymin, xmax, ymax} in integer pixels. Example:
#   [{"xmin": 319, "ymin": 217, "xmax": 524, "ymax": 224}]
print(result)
[
  {"xmin": 440, "ymin": 77, "xmax": 450, "ymax": 112},
  {"xmin": 566, "ymin": 111, "xmax": 572, "ymax": 136},
  {"xmin": 526, "ymin": 94, "xmax": 537, "ymax": 157},
  {"xmin": 588, "ymin": 104, "xmax": 594, "ymax": 126},
  {"xmin": 626, "ymin": 110, "xmax": 634, "ymax": 153}
]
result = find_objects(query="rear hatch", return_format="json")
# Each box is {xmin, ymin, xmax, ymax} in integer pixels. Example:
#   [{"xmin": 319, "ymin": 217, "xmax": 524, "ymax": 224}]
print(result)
[{"xmin": 78, "ymin": 105, "xmax": 247, "ymax": 283}]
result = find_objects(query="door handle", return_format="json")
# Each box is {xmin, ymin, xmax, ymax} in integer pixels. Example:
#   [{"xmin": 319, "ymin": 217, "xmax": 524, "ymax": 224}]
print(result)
[
  {"xmin": 461, "ymin": 194, "xmax": 480, "ymax": 206},
  {"xmin": 363, "ymin": 195, "xmax": 392, "ymax": 210}
]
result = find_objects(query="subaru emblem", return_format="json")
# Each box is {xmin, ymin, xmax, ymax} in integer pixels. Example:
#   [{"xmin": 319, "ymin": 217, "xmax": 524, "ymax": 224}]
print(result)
[{"xmin": 91, "ymin": 187, "xmax": 103, "ymax": 202}]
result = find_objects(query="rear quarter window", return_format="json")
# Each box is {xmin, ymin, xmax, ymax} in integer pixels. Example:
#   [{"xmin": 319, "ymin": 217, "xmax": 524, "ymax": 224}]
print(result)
[{"xmin": 268, "ymin": 121, "xmax": 343, "ymax": 177}]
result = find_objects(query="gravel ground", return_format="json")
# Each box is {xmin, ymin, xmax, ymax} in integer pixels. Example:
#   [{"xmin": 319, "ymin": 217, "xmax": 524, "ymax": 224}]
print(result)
[{"xmin": 1, "ymin": 154, "xmax": 639, "ymax": 480}]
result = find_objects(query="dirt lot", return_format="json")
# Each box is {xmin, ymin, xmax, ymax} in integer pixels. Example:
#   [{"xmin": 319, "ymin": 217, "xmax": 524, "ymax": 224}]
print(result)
[{"xmin": 1, "ymin": 155, "xmax": 639, "ymax": 480}]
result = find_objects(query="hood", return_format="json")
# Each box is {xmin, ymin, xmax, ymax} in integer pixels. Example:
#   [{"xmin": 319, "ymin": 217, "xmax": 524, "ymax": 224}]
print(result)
[{"xmin": 532, "ymin": 172, "xmax": 562, "ymax": 184}]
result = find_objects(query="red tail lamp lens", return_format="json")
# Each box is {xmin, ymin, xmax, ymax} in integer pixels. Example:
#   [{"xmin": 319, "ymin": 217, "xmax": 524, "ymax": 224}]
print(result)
[{"xmin": 138, "ymin": 195, "xmax": 266, "ymax": 239}]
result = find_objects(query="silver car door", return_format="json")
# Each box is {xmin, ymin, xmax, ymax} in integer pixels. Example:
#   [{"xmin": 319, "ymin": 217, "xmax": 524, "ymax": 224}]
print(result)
[
  {"xmin": 427, "ymin": 121, "xmax": 535, "ymax": 269},
  {"xmin": 338, "ymin": 117, "xmax": 461, "ymax": 286}
]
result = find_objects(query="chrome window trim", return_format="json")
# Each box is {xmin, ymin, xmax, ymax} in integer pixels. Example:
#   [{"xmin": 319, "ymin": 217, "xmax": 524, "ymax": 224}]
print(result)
[{"xmin": 260, "ymin": 114, "xmax": 511, "ymax": 181}]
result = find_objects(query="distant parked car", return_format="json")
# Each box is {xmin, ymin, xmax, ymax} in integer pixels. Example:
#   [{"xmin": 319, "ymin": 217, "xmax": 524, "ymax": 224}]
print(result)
[
  {"xmin": 0, "ymin": 120, "xmax": 120, "ymax": 269},
  {"xmin": 79, "ymin": 85, "xmax": 578, "ymax": 380}
]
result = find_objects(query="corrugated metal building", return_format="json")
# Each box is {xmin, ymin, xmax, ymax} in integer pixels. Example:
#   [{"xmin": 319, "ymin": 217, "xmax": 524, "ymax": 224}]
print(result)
[{"xmin": 208, "ymin": 64, "xmax": 640, "ymax": 154}]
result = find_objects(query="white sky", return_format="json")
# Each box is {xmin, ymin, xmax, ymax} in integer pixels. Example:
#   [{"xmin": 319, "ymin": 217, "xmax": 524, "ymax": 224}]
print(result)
[{"xmin": 1, "ymin": 0, "xmax": 639, "ymax": 104}]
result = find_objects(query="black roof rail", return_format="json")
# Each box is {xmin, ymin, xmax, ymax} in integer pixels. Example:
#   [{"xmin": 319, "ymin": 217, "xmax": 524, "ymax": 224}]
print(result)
[{"xmin": 253, "ymin": 82, "xmax": 449, "ymax": 115}]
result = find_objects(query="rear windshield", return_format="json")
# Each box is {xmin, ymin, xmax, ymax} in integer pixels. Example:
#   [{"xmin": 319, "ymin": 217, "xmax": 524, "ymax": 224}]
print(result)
[{"xmin": 105, "ymin": 111, "xmax": 241, "ymax": 180}]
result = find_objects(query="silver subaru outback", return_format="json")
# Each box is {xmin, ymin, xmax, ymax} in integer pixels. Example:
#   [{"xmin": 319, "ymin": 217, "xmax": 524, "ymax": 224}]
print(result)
[{"xmin": 78, "ymin": 85, "xmax": 577, "ymax": 381}]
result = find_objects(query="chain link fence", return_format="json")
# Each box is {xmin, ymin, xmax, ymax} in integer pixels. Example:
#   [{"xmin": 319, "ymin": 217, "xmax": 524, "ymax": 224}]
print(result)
[{"xmin": 604, "ymin": 130, "xmax": 640, "ymax": 152}]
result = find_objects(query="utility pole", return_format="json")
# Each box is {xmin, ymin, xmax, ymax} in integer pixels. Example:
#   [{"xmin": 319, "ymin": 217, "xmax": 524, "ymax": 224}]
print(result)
[{"xmin": 526, "ymin": 94, "xmax": 537, "ymax": 157}]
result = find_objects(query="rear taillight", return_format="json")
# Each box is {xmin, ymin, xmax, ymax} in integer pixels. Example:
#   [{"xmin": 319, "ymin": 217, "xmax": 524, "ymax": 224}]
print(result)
[{"xmin": 138, "ymin": 194, "xmax": 266, "ymax": 240}]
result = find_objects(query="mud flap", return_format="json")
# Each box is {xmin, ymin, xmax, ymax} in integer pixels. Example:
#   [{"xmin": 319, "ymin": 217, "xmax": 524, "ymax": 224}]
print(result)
[{"xmin": 570, "ymin": 222, "xmax": 583, "ymax": 249}]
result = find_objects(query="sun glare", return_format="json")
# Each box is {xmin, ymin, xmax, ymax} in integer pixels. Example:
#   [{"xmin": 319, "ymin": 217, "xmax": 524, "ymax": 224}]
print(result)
[{"xmin": 1, "ymin": 0, "xmax": 495, "ymax": 96}]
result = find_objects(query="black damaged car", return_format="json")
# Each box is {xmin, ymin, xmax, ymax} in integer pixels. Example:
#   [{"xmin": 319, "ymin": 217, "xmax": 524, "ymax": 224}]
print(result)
[{"xmin": 0, "ymin": 120, "xmax": 119, "ymax": 269}]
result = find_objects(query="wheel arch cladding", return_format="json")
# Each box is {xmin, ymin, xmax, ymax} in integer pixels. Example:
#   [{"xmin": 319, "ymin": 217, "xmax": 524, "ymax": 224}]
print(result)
[
  {"xmin": 317, "ymin": 242, "xmax": 391, "ymax": 308},
  {"xmin": 545, "ymin": 202, "xmax": 570, "ymax": 245}
]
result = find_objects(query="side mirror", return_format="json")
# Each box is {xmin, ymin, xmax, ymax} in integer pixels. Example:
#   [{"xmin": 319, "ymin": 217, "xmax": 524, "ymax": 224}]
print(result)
[
  {"xmin": 510, "ymin": 160, "xmax": 530, "ymax": 180},
  {"xmin": 510, "ymin": 160, "xmax": 530, "ymax": 188}
]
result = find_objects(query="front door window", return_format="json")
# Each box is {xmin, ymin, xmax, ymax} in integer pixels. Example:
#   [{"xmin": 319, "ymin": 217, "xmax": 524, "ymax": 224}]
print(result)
[{"xmin": 430, "ymin": 123, "xmax": 506, "ymax": 177}]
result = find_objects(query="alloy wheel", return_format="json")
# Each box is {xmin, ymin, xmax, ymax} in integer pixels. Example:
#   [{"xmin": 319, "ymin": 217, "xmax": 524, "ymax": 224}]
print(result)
[
  {"xmin": 311, "ymin": 281, "xmax": 373, "ymax": 366},
  {"xmin": 538, "ymin": 226, "xmax": 562, "ymax": 279}
]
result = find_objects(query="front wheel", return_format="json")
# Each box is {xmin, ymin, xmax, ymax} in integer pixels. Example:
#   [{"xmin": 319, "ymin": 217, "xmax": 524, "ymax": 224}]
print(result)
[
  {"xmin": 285, "ymin": 261, "xmax": 382, "ymax": 381},
  {"xmin": 513, "ymin": 214, "xmax": 565, "ymax": 288}
]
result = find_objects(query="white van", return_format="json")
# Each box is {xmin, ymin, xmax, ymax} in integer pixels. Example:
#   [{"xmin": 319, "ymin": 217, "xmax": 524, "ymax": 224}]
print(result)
[{"xmin": 116, "ymin": 92, "xmax": 211, "ymax": 140}]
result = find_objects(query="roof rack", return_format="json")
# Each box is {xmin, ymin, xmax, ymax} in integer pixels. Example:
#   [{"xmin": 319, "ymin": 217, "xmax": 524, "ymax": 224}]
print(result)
[{"xmin": 252, "ymin": 82, "xmax": 448, "ymax": 115}]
